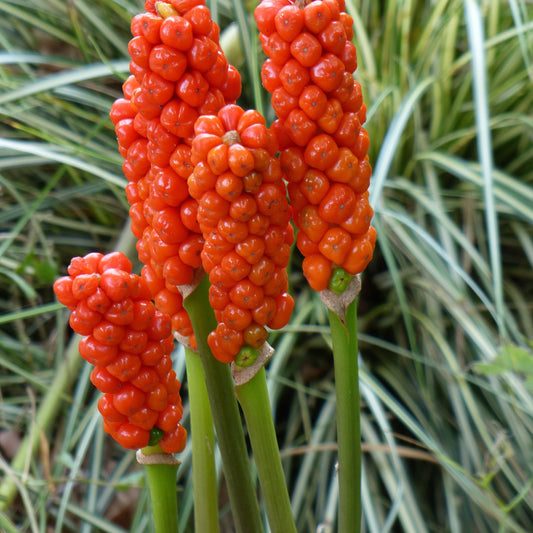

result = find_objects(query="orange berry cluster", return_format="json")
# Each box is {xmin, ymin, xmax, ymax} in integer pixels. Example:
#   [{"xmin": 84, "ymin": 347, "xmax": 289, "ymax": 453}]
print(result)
[
  {"xmin": 255, "ymin": 0, "xmax": 376, "ymax": 292},
  {"xmin": 109, "ymin": 0, "xmax": 242, "ymax": 347},
  {"xmin": 188, "ymin": 104, "xmax": 295, "ymax": 364},
  {"xmin": 53, "ymin": 252, "xmax": 187, "ymax": 453}
]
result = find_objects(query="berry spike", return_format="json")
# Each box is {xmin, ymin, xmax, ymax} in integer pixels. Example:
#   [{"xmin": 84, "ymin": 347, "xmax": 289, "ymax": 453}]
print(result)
[
  {"xmin": 189, "ymin": 104, "xmax": 294, "ymax": 364},
  {"xmin": 54, "ymin": 252, "xmax": 187, "ymax": 453},
  {"xmin": 255, "ymin": 0, "xmax": 376, "ymax": 293},
  {"xmin": 110, "ymin": 0, "xmax": 243, "ymax": 349}
]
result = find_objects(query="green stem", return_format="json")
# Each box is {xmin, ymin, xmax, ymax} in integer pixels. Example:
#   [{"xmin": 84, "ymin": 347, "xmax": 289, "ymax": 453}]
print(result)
[
  {"xmin": 328, "ymin": 299, "xmax": 362, "ymax": 533},
  {"xmin": 184, "ymin": 347, "xmax": 219, "ymax": 533},
  {"xmin": 183, "ymin": 276, "xmax": 264, "ymax": 533},
  {"xmin": 141, "ymin": 447, "xmax": 179, "ymax": 533},
  {"xmin": 235, "ymin": 367, "xmax": 297, "ymax": 533}
]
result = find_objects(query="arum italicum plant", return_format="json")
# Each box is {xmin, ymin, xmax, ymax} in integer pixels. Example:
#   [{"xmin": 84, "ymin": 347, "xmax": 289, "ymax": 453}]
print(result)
[
  {"xmin": 1, "ymin": 0, "xmax": 533, "ymax": 532},
  {"xmin": 20, "ymin": 0, "xmax": 373, "ymax": 530}
]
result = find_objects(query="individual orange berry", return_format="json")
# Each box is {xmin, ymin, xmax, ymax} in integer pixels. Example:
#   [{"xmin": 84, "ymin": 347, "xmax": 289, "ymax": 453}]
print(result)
[
  {"xmin": 209, "ymin": 283, "xmax": 231, "ymax": 310},
  {"xmin": 341, "ymin": 226, "xmax": 377, "ymax": 275},
  {"xmin": 303, "ymin": 0, "xmax": 332, "ymax": 34},
  {"xmin": 230, "ymin": 280, "xmax": 265, "ymax": 310},
  {"xmin": 280, "ymin": 146, "xmax": 308, "ymax": 183},
  {"xmin": 290, "ymin": 32, "xmax": 322, "ymax": 67},
  {"xmin": 310, "ymin": 53, "xmax": 345, "ymax": 93},
  {"xmin": 160, "ymin": 15, "xmax": 193, "ymax": 50},
  {"xmin": 178, "ymin": 233, "xmax": 204, "ymax": 268},
  {"xmin": 222, "ymin": 303, "xmax": 253, "ymax": 331},
  {"xmin": 112, "ymin": 383, "xmax": 145, "ymax": 416},
  {"xmin": 318, "ymin": 183, "xmax": 357, "ymax": 224},
  {"xmin": 128, "ymin": 36, "xmax": 152, "ymax": 69},
  {"xmin": 267, "ymin": 292, "xmax": 294, "ymax": 329},
  {"xmin": 247, "ymin": 213, "xmax": 270, "ymax": 236},
  {"xmin": 296, "ymin": 229, "xmax": 320, "ymax": 256},
  {"xmin": 227, "ymin": 144, "xmax": 255, "ymax": 177},
  {"xmin": 284, "ymin": 109, "xmax": 317, "ymax": 147},
  {"xmin": 297, "ymin": 205, "xmax": 329, "ymax": 242},
  {"xmin": 146, "ymin": 383, "xmax": 168, "ymax": 412},
  {"xmin": 340, "ymin": 193, "xmax": 373, "ymax": 235},
  {"xmin": 219, "ymin": 64, "xmax": 242, "ymax": 102},
  {"xmin": 251, "ymin": 297, "xmax": 276, "ymax": 326},
  {"xmin": 207, "ymin": 330, "xmax": 235, "ymax": 363},
  {"xmin": 300, "ymin": 169, "xmax": 330, "ymax": 204},
  {"xmin": 318, "ymin": 227, "xmax": 352, "ymax": 264},
  {"xmin": 274, "ymin": 5, "xmax": 304, "ymax": 42},
  {"xmin": 229, "ymin": 194, "xmax": 258, "ymax": 222},
  {"xmin": 180, "ymin": 198, "xmax": 201, "ymax": 233},
  {"xmin": 107, "ymin": 352, "xmax": 142, "ymax": 382},
  {"xmin": 90, "ymin": 366, "xmax": 122, "ymax": 394},
  {"xmin": 152, "ymin": 207, "xmax": 189, "ymax": 245},
  {"xmin": 302, "ymin": 254, "xmax": 332, "ymax": 291},
  {"xmin": 176, "ymin": 70, "xmax": 209, "ymax": 108},
  {"xmin": 93, "ymin": 321, "xmax": 127, "ymax": 346},
  {"xmin": 187, "ymin": 36, "xmax": 218, "ymax": 72},
  {"xmin": 98, "ymin": 394, "xmax": 125, "ymax": 423},
  {"xmin": 120, "ymin": 330, "xmax": 149, "ymax": 355},
  {"xmin": 235, "ymin": 236, "xmax": 265, "ymax": 264},
  {"xmin": 215, "ymin": 171, "xmax": 243, "ymax": 201},
  {"xmin": 262, "ymin": 267, "xmax": 289, "ymax": 296},
  {"xmin": 159, "ymin": 424, "xmax": 187, "ymax": 453},
  {"xmin": 317, "ymin": 98, "xmax": 343, "ymax": 135},
  {"xmin": 279, "ymin": 59, "xmax": 310, "ymax": 97},
  {"xmin": 163, "ymin": 255, "xmax": 194, "ymax": 286},
  {"xmin": 169, "ymin": 144, "xmax": 194, "ymax": 179},
  {"xmin": 304, "ymin": 134, "xmax": 339, "ymax": 171},
  {"xmin": 318, "ymin": 20, "xmax": 347, "ymax": 56},
  {"xmin": 128, "ymin": 406, "xmax": 159, "ymax": 431},
  {"xmin": 142, "ymin": 72, "xmax": 175, "ymax": 105},
  {"xmin": 261, "ymin": 58, "xmax": 283, "ymax": 92},
  {"xmin": 217, "ymin": 217, "xmax": 248, "ymax": 244},
  {"xmin": 271, "ymin": 86, "xmax": 299, "ymax": 119},
  {"xmin": 261, "ymin": 31, "xmax": 291, "ymax": 64},
  {"xmin": 243, "ymin": 323, "xmax": 269, "ymax": 349},
  {"xmin": 183, "ymin": 4, "xmax": 212, "ymax": 34},
  {"xmin": 248, "ymin": 256, "xmax": 276, "ymax": 287},
  {"xmin": 220, "ymin": 251, "xmax": 252, "ymax": 281}
]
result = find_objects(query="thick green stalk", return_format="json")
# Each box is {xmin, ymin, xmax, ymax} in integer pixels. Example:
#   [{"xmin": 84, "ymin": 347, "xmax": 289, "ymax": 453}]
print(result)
[
  {"xmin": 235, "ymin": 367, "xmax": 297, "ymax": 533},
  {"xmin": 328, "ymin": 299, "xmax": 362, "ymax": 533},
  {"xmin": 183, "ymin": 276, "xmax": 264, "ymax": 533},
  {"xmin": 141, "ymin": 447, "xmax": 179, "ymax": 533},
  {"xmin": 184, "ymin": 347, "xmax": 219, "ymax": 533}
]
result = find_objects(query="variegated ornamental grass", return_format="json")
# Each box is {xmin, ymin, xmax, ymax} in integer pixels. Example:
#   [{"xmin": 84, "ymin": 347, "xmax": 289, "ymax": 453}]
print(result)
[{"xmin": 0, "ymin": 0, "xmax": 532, "ymax": 531}]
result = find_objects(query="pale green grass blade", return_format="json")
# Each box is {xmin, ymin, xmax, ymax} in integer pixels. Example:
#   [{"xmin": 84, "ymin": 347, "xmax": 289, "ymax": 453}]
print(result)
[
  {"xmin": 369, "ymin": 77, "xmax": 434, "ymax": 208},
  {"xmin": 54, "ymin": 413, "xmax": 100, "ymax": 532},
  {"xmin": 56, "ymin": 502, "xmax": 128, "ymax": 533},
  {"xmin": 463, "ymin": 0, "xmax": 504, "ymax": 336},
  {"xmin": 418, "ymin": 152, "xmax": 533, "ymax": 225},
  {"xmin": 0, "ymin": 303, "xmax": 62, "ymax": 325},
  {"xmin": 0, "ymin": 139, "xmax": 126, "ymax": 187},
  {"xmin": 0, "ymin": 455, "xmax": 39, "ymax": 533},
  {"xmin": 0, "ymin": 60, "xmax": 129, "ymax": 104},
  {"xmin": 507, "ymin": 0, "xmax": 533, "ymax": 80},
  {"xmin": 0, "ymin": 1, "xmax": 77, "ymax": 46}
]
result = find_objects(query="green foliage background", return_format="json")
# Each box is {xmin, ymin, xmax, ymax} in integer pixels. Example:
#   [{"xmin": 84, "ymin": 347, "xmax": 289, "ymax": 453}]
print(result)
[{"xmin": 0, "ymin": 0, "xmax": 532, "ymax": 531}]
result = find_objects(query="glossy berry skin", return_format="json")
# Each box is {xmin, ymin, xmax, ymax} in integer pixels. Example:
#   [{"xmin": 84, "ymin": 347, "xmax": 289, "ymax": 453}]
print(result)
[
  {"xmin": 110, "ymin": 0, "xmax": 243, "ymax": 350},
  {"xmin": 54, "ymin": 252, "xmax": 186, "ymax": 453},
  {"xmin": 189, "ymin": 104, "xmax": 294, "ymax": 363},
  {"xmin": 254, "ymin": 0, "xmax": 376, "ymax": 291}
]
